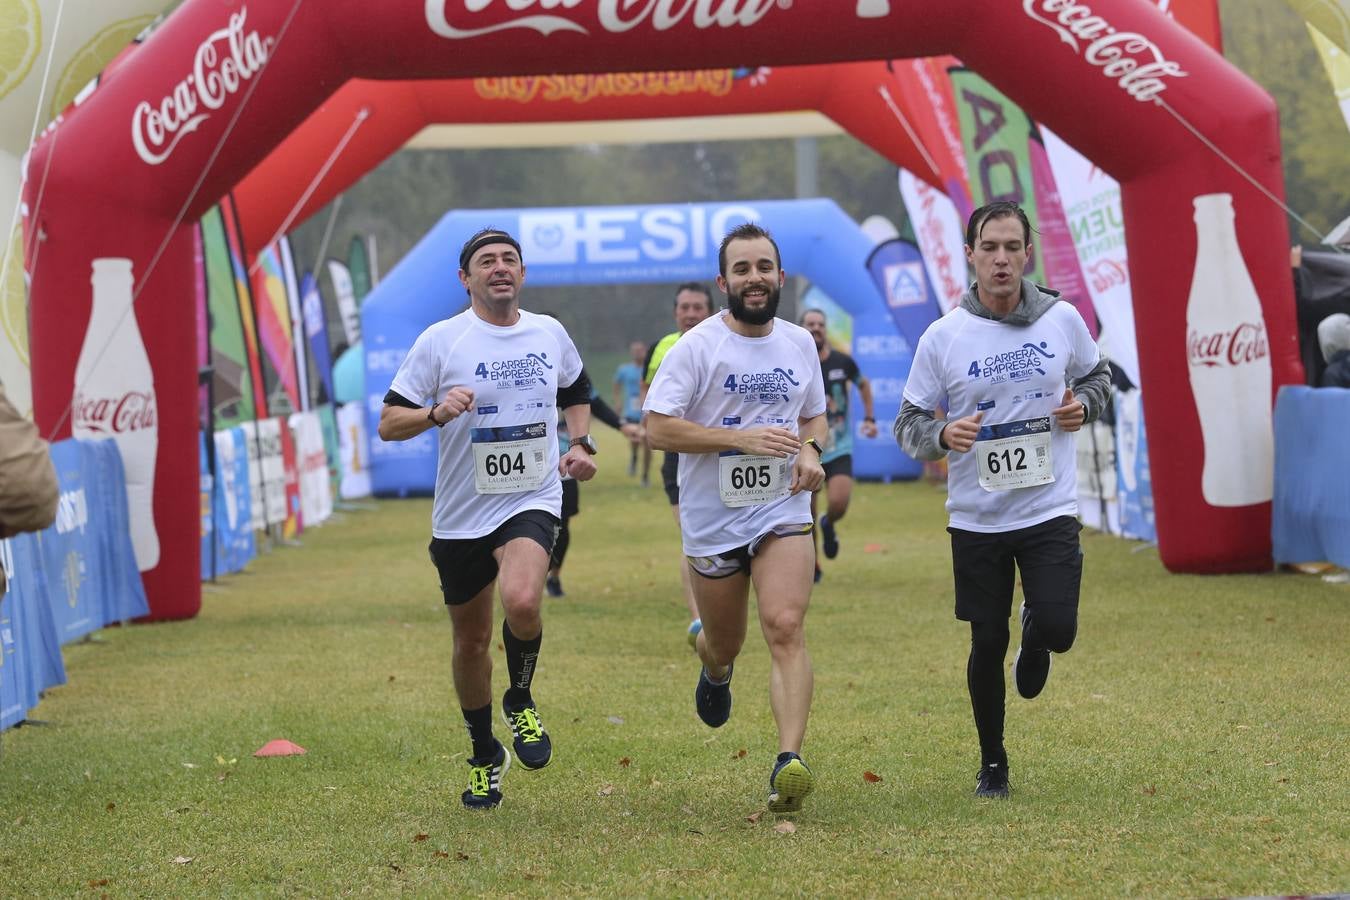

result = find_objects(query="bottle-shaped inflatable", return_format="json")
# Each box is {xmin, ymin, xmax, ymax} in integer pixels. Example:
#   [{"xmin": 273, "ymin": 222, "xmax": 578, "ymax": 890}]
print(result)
[
  {"xmin": 1184, "ymin": 193, "xmax": 1273, "ymax": 507},
  {"xmin": 72, "ymin": 258, "xmax": 160, "ymax": 570}
]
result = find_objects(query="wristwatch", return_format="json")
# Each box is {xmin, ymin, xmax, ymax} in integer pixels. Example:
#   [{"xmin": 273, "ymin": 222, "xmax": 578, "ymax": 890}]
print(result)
[
  {"xmin": 569, "ymin": 434, "xmax": 598, "ymax": 455},
  {"xmin": 803, "ymin": 437, "xmax": 823, "ymax": 457}
]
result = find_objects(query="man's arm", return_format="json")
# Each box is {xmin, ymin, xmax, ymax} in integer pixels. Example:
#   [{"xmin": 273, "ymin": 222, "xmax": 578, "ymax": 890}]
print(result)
[
  {"xmin": 792, "ymin": 412, "xmax": 828, "ymax": 494},
  {"xmin": 378, "ymin": 387, "xmax": 473, "ymax": 442},
  {"xmin": 559, "ymin": 399, "xmax": 597, "ymax": 481},
  {"xmin": 646, "ymin": 413, "xmax": 801, "ymax": 457},
  {"xmin": 894, "ymin": 400, "xmax": 954, "ymax": 461},
  {"xmin": 855, "ymin": 376, "xmax": 878, "ymax": 438}
]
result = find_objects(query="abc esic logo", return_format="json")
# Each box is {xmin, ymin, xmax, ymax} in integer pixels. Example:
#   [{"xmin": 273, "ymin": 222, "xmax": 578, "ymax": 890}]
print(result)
[{"xmin": 518, "ymin": 205, "xmax": 760, "ymax": 267}]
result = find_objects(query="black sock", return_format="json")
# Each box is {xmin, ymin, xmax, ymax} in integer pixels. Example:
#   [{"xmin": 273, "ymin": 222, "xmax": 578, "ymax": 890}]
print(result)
[
  {"xmin": 968, "ymin": 619, "xmax": 1009, "ymax": 767},
  {"xmin": 502, "ymin": 621, "xmax": 541, "ymax": 708},
  {"xmin": 462, "ymin": 703, "xmax": 496, "ymax": 761}
]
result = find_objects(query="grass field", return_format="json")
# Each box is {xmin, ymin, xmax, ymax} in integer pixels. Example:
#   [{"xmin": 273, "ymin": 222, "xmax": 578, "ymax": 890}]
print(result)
[{"xmin": 1, "ymin": 426, "xmax": 1346, "ymax": 897}]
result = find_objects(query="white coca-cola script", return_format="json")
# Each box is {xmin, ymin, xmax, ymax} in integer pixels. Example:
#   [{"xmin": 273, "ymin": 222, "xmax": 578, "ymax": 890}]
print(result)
[
  {"xmin": 425, "ymin": 0, "xmax": 780, "ymax": 39},
  {"xmin": 1022, "ymin": 0, "xmax": 1187, "ymax": 102},
  {"xmin": 72, "ymin": 391, "xmax": 158, "ymax": 434},
  {"xmin": 1187, "ymin": 322, "xmax": 1269, "ymax": 369},
  {"xmin": 132, "ymin": 8, "xmax": 274, "ymax": 165},
  {"xmin": 1086, "ymin": 257, "xmax": 1128, "ymax": 293}
]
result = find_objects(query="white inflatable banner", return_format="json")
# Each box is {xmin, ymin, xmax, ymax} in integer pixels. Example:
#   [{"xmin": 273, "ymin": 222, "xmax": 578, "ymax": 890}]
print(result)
[
  {"xmin": 256, "ymin": 417, "xmax": 288, "ymax": 527},
  {"xmin": 288, "ymin": 410, "xmax": 332, "ymax": 528},
  {"xmin": 336, "ymin": 400, "xmax": 372, "ymax": 499},
  {"xmin": 898, "ymin": 168, "xmax": 967, "ymax": 314}
]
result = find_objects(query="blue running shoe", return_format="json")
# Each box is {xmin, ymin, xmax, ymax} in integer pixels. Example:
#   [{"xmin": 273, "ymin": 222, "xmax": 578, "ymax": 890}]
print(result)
[
  {"xmin": 975, "ymin": 761, "xmax": 1010, "ymax": 799},
  {"xmin": 686, "ymin": 619, "xmax": 702, "ymax": 649},
  {"xmin": 503, "ymin": 702, "xmax": 553, "ymax": 770},
  {"xmin": 694, "ymin": 663, "xmax": 733, "ymax": 727},
  {"xmin": 820, "ymin": 514, "xmax": 838, "ymax": 559},
  {"xmin": 462, "ymin": 741, "xmax": 510, "ymax": 810},
  {"xmin": 768, "ymin": 752, "xmax": 815, "ymax": 813}
]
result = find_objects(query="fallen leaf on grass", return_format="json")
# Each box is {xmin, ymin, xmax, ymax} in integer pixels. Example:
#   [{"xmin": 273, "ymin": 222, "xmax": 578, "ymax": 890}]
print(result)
[
  {"xmin": 597, "ymin": 784, "xmax": 615, "ymax": 797},
  {"xmin": 181, "ymin": 763, "xmax": 197, "ymax": 769},
  {"xmin": 455, "ymin": 851, "xmax": 469, "ymax": 861},
  {"xmin": 618, "ymin": 757, "xmax": 631, "ymax": 768},
  {"xmin": 106, "ymin": 802, "xmax": 116, "ymax": 811},
  {"xmin": 863, "ymin": 771, "xmax": 883, "ymax": 784},
  {"xmin": 216, "ymin": 772, "xmax": 230, "ymax": 783},
  {"xmin": 773, "ymin": 821, "xmax": 796, "ymax": 834},
  {"xmin": 1141, "ymin": 784, "xmax": 1157, "ymax": 796},
  {"xmin": 89, "ymin": 879, "xmax": 108, "ymax": 888},
  {"xmin": 173, "ymin": 856, "xmax": 193, "ymax": 865},
  {"xmin": 433, "ymin": 851, "xmax": 449, "ymax": 859},
  {"xmin": 607, "ymin": 716, "xmax": 625, "ymax": 725},
  {"xmin": 215, "ymin": 756, "xmax": 237, "ymax": 766},
  {"xmin": 746, "ymin": 811, "xmax": 763, "ymax": 824},
  {"xmin": 388, "ymin": 675, "xmax": 396, "ymax": 682},
  {"xmin": 732, "ymin": 748, "xmax": 747, "ymax": 759},
  {"xmin": 1263, "ymin": 760, "xmax": 1278, "ymax": 767},
  {"xmin": 389, "ymin": 863, "xmax": 401, "ymax": 873},
  {"xmin": 412, "ymin": 833, "xmax": 428, "ymax": 843}
]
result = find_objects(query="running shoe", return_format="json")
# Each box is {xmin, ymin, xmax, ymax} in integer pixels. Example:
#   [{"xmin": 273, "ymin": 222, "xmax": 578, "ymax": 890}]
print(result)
[
  {"xmin": 502, "ymin": 701, "xmax": 553, "ymax": 770},
  {"xmin": 545, "ymin": 575, "xmax": 564, "ymax": 598},
  {"xmin": 686, "ymin": 618, "xmax": 702, "ymax": 649},
  {"xmin": 820, "ymin": 514, "xmax": 839, "ymax": 560},
  {"xmin": 975, "ymin": 761, "xmax": 1010, "ymax": 799},
  {"xmin": 462, "ymin": 741, "xmax": 511, "ymax": 810},
  {"xmin": 768, "ymin": 752, "xmax": 815, "ymax": 813},
  {"xmin": 1013, "ymin": 602, "xmax": 1051, "ymax": 699},
  {"xmin": 694, "ymin": 663, "xmax": 733, "ymax": 727}
]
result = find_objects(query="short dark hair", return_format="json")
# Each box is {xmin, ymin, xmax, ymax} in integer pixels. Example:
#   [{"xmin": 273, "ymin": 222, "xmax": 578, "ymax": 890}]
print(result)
[
  {"xmin": 458, "ymin": 228, "xmax": 521, "ymax": 272},
  {"xmin": 964, "ymin": 202, "xmax": 1032, "ymax": 248},
  {"xmin": 799, "ymin": 308, "xmax": 826, "ymax": 326},
  {"xmin": 718, "ymin": 222, "xmax": 781, "ymax": 277},
  {"xmin": 673, "ymin": 281, "xmax": 713, "ymax": 313}
]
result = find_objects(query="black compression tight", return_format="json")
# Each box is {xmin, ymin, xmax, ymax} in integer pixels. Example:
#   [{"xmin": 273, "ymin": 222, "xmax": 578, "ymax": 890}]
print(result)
[{"xmin": 967, "ymin": 618, "xmax": 1010, "ymax": 767}]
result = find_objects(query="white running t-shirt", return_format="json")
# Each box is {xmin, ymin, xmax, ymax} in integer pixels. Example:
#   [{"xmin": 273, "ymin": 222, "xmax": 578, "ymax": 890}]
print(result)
[
  {"xmin": 903, "ymin": 303, "xmax": 1101, "ymax": 532},
  {"xmin": 643, "ymin": 312, "xmax": 827, "ymax": 556},
  {"xmin": 388, "ymin": 308, "xmax": 583, "ymax": 539}
]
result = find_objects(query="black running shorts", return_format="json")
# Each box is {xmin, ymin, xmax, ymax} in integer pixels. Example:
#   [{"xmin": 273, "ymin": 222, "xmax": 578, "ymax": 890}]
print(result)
[
  {"xmin": 428, "ymin": 509, "xmax": 560, "ymax": 605},
  {"xmin": 947, "ymin": 515, "xmax": 1083, "ymax": 623},
  {"xmin": 822, "ymin": 454, "xmax": 853, "ymax": 481}
]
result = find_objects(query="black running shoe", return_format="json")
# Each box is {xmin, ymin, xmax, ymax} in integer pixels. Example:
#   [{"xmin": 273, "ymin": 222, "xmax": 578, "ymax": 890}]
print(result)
[
  {"xmin": 820, "ymin": 514, "xmax": 839, "ymax": 560},
  {"xmin": 1013, "ymin": 602, "xmax": 1051, "ymax": 699},
  {"xmin": 975, "ymin": 762, "xmax": 1010, "ymax": 799},
  {"xmin": 545, "ymin": 576, "xmax": 564, "ymax": 598},
  {"xmin": 694, "ymin": 663, "xmax": 733, "ymax": 727},
  {"xmin": 502, "ymin": 702, "xmax": 553, "ymax": 770},
  {"xmin": 813, "ymin": 565, "xmax": 823, "ymax": 584},
  {"xmin": 462, "ymin": 741, "xmax": 510, "ymax": 810}
]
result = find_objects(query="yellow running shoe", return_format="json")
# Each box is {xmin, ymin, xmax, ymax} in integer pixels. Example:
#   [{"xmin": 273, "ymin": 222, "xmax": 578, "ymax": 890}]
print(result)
[{"xmin": 768, "ymin": 752, "xmax": 815, "ymax": 814}]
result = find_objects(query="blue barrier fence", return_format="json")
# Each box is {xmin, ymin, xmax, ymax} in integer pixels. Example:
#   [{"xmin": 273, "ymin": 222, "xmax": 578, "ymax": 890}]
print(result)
[
  {"xmin": 2, "ymin": 438, "xmax": 148, "ymax": 730},
  {"xmin": 1272, "ymin": 386, "xmax": 1350, "ymax": 568}
]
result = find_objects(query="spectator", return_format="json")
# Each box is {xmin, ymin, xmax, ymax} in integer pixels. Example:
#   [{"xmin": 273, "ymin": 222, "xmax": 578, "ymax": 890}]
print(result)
[
  {"xmin": 1317, "ymin": 312, "xmax": 1350, "ymax": 388},
  {"xmin": 0, "ymin": 379, "xmax": 60, "ymax": 599}
]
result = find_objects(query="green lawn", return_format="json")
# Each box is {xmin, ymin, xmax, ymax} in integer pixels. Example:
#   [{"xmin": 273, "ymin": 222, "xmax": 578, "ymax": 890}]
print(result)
[{"xmin": 1, "ymin": 427, "xmax": 1346, "ymax": 897}]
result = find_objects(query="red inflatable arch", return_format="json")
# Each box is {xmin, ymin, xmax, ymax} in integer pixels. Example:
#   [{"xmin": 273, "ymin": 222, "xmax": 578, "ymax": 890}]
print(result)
[
  {"xmin": 233, "ymin": 61, "xmax": 950, "ymax": 249},
  {"xmin": 24, "ymin": 0, "xmax": 1301, "ymax": 619}
]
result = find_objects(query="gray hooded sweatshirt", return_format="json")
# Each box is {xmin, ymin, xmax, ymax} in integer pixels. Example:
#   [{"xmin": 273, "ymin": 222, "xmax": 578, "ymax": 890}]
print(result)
[{"xmin": 893, "ymin": 278, "xmax": 1114, "ymax": 461}]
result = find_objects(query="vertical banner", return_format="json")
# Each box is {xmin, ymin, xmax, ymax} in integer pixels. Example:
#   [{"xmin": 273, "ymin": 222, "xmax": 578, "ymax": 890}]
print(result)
[
  {"xmin": 199, "ymin": 431, "xmax": 215, "ymax": 581},
  {"xmin": 256, "ymin": 418, "xmax": 289, "ymax": 529},
  {"xmin": 889, "ymin": 56, "xmax": 974, "ymax": 218},
  {"xmin": 335, "ymin": 400, "xmax": 372, "ymax": 499},
  {"xmin": 41, "ymin": 440, "xmax": 101, "ymax": 642},
  {"xmin": 202, "ymin": 208, "xmax": 260, "ymax": 427},
  {"xmin": 288, "ymin": 411, "xmax": 333, "ymax": 529},
  {"xmin": 316, "ymin": 403, "xmax": 342, "ymax": 502},
  {"xmin": 1041, "ymin": 127, "xmax": 1139, "ymax": 388},
  {"xmin": 1028, "ymin": 128, "xmax": 1099, "ymax": 337},
  {"xmin": 278, "ymin": 418, "xmax": 302, "ymax": 539},
  {"xmin": 348, "ymin": 235, "xmax": 372, "ymax": 303},
  {"xmin": 866, "ymin": 237, "xmax": 944, "ymax": 352},
  {"xmin": 1, "ymin": 532, "xmax": 66, "ymax": 730},
  {"xmin": 220, "ymin": 200, "xmax": 272, "ymax": 421},
  {"xmin": 1075, "ymin": 422, "xmax": 1120, "ymax": 534},
  {"xmin": 280, "ymin": 238, "xmax": 309, "ymax": 412},
  {"xmin": 213, "ymin": 427, "xmax": 256, "ymax": 575},
  {"xmin": 327, "ymin": 260, "xmax": 361, "ymax": 347},
  {"xmin": 898, "ymin": 168, "xmax": 968, "ymax": 313},
  {"xmin": 300, "ymin": 271, "xmax": 335, "ymax": 406},
  {"xmin": 250, "ymin": 242, "xmax": 303, "ymax": 415},
  {"xmin": 194, "ymin": 227, "xmax": 211, "ymax": 432},
  {"xmin": 949, "ymin": 67, "xmax": 1040, "ymax": 281},
  {"xmin": 1116, "ymin": 388, "xmax": 1157, "ymax": 543}
]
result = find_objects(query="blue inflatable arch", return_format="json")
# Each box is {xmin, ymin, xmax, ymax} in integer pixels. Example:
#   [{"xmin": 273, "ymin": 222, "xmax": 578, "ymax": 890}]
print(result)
[{"xmin": 362, "ymin": 198, "xmax": 927, "ymax": 495}]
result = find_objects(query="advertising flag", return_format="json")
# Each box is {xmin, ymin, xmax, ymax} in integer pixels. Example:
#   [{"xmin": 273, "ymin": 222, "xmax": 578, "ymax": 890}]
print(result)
[{"xmin": 898, "ymin": 168, "xmax": 968, "ymax": 313}]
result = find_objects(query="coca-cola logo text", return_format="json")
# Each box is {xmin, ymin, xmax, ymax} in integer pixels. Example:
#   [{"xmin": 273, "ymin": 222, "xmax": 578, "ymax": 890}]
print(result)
[
  {"xmin": 426, "ymin": 0, "xmax": 780, "ymax": 39},
  {"xmin": 132, "ymin": 9, "xmax": 274, "ymax": 166},
  {"xmin": 1086, "ymin": 257, "xmax": 1129, "ymax": 293},
  {"xmin": 1023, "ymin": 0, "xmax": 1187, "ymax": 102},
  {"xmin": 72, "ymin": 391, "xmax": 158, "ymax": 434},
  {"xmin": 1187, "ymin": 322, "xmax": 1268, "ymax": 369}
]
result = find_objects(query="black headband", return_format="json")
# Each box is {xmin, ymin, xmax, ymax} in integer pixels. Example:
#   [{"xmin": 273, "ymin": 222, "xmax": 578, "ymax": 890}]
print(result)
[{"xmin": 459, "ymin": 232, "xmax": 522, "ymax": 271}]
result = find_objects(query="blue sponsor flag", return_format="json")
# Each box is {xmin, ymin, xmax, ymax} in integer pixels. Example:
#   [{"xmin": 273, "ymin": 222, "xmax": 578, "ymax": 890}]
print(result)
[{"xmin": 865, "ymin": 238, "xmax": 944, "ymax": 353}]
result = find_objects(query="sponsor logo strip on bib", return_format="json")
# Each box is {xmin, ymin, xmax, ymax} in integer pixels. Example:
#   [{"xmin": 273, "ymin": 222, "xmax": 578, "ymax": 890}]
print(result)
[
  {"xmin": 974, "ymin": 416, "xmax": 1054, "ymax": 492},
  {"xmin": 471, "ymin": 422, "xmax": 551, "ymax": 494},
  {"xmin": 718, "ymin": 450, "xmax": 790, "ymax": 508}
]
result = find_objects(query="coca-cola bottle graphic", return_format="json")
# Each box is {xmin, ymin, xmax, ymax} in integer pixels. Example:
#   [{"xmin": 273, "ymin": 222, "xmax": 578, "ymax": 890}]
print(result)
[
  {"xmin": 72, "ymin": 258, "xmax": 160, "ymax": 570},
  {"xmin": 1185, "ymin": 193, "xmax": 1273, "ymax": 507}
]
